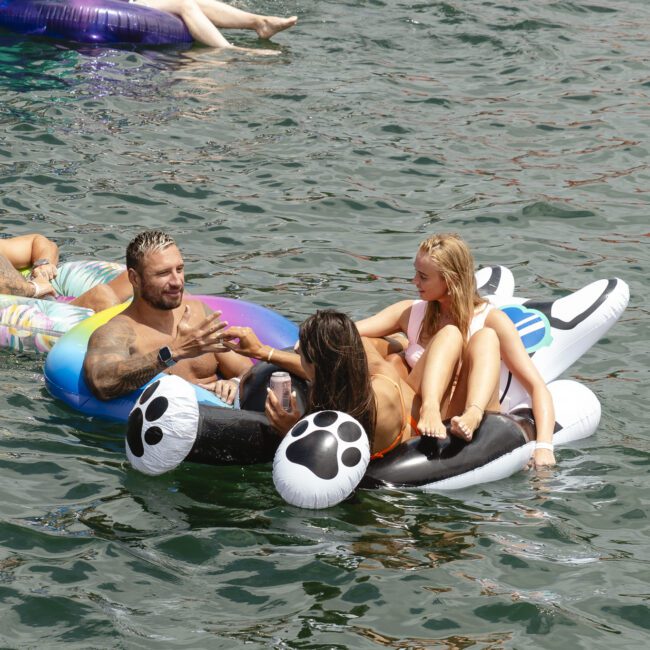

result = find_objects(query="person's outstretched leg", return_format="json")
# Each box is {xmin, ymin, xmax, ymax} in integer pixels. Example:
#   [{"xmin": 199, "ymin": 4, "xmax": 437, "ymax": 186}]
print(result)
[
  {"xmin": 194, "ymin": 0, "xmax": 297, "ymax": 39},
  {"xmin": 407, "ymin": 324, "xmax": 463, "ymax": 438},
  {"xmin": 137, "ymin": 0, "xmax": 232, "ymax": 47},
  {"xmin": 449, "ymin": 328, "xmax": 501, "ymax": 441},
  {"xmin": 71, "ymin": 271, "xmax": 133, "ymax": 311}
]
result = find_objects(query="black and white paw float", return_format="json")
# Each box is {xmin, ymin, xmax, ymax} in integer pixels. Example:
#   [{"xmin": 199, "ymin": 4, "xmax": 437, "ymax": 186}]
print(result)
[
  {"xmin": 126, "ymin": 374, "xmax": 280, "ymax": 474},
  {"xmin": 126, "ymin": 375, "xmax": 200, "ymax": 476},
  {"xmin": 273, "ymin": 411, "xmax": 370, "ymax": 509}
]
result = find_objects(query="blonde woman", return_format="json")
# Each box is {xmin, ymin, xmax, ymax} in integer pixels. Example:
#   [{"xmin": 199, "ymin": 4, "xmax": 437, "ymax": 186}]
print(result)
[{"xmin": 356, "ymin": 233, "xmax": 556, "ymax": 468}]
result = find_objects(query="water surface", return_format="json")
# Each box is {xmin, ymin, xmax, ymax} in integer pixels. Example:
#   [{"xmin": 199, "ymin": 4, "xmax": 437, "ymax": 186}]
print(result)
[{"xmin": 0, "ymin": 1, "xmax": 648, "ymax": 647}]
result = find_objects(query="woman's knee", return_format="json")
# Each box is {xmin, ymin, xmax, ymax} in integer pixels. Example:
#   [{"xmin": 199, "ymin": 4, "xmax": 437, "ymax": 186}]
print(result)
[
  {"xmin": 430, "ymin": 323, "xmax": 463, "ymax": 351},
  {"xmin": 176, "ymin": 0, "xmax": 199, "ymax": 15},
  {"xmin": 467, "ymin": 327, "xmax": 500, "ymax": 360},
  {"xmin": 469, "ymin": 326, "xmax": 499, "ymax": 348}
]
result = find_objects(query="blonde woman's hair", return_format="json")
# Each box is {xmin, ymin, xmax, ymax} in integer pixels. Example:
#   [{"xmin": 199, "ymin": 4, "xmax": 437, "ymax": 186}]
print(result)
[{"xmin": 418, "ymin": 233, "xmax": 485, "ymax": 341}]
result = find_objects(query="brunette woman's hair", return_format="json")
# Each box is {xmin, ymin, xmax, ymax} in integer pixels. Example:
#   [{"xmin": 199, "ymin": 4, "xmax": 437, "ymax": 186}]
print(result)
[
  {"xmin": 299, "ymin": 310, "xmax": 377, "ymax": 446},
  {"xmin": 418, "ymin": 233, "xmax": 486, "ymax": 341}
]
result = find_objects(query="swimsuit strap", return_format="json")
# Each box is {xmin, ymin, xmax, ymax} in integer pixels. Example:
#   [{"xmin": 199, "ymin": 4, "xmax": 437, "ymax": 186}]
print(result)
[
  {"xmin": 408, "ymin": 414, "xmax": 421, "ymax": 437},
  {"xmin": 370, "ymin": 373, "xmax": 408, "ymax": 460},
  {"xmin": 407, "ymin": 299, "xmax": 427, "ymax": 345}
]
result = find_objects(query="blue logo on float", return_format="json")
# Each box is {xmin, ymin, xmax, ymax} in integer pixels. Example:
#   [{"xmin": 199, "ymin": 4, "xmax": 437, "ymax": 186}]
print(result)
[{"xmin": 500, "ymin": 305, "xmax": 552, "ymax": 353}]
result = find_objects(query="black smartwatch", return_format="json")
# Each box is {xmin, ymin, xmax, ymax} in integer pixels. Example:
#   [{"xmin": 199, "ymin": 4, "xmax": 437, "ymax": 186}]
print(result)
[{"xmin": 158, "ymin": 345, "xmax": 176, "ymax": 368}]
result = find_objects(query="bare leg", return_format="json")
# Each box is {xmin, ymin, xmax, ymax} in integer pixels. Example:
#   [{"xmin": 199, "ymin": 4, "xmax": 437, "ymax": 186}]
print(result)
[
  {"xmin": 449, "ymin": 328, "xmax": 501, "ymax": 442},
  {"xmin": 194, "ymin": 0, "xmax": 297, "ymax": 39},
  {"xmin": 71, "ymin": 271, "xmax": 133, "ymax": 311},
  {"xmin": 136, "ymin": 0, "xmax": 233, "ymax": 47},
  {"xmin": 136, "ymin": 0, "xmax": 295, "ymax": 47},
  {"xmin": 407, "ymin": 324, "xmax": 463, "ymax": 438}
]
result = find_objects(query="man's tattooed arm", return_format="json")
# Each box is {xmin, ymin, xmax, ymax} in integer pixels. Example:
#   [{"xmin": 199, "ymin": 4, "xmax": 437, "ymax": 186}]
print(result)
[
  {"xmin": 83, "ymin": 319, "xmax": 166, "ymax": 401},
  {"xmin": 0, "ymin": 255, "xmax": 34, "ymax": 297}
]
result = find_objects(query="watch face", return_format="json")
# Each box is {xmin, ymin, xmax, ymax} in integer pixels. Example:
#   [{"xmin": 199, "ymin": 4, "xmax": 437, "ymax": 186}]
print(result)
[{"xmin": 159, "ymin": 346, "xmax": 174, "ymax": 365}]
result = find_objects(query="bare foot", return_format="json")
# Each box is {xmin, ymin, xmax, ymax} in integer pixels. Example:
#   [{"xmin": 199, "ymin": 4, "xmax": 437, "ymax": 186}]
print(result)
[
  {"xmin": 256, "ymin": 16, "xmax": 298, "ymax": 40},
  {"xmin": 417, "ymin": 406, "xmax": 447, "ymax": 438},
  {"xmin": 450, "ymin": 404, "xmax": 484, "ymax": 442}
]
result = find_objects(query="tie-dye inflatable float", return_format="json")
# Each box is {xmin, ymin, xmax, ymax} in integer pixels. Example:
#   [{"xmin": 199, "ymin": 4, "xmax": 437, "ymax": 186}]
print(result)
[{"xmin": 0, "ymin": 260, "xmax": 124, "ymax": 353}]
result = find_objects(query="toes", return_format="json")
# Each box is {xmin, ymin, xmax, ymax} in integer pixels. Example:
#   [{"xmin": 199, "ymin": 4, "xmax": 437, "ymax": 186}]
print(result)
[
  {"xmin": 419, "ymin": 423, "xmax": 447, "ymax": 438},
  {"xmin": 451, "ymin": 416, "xmax": 473, "ymax": 441}
]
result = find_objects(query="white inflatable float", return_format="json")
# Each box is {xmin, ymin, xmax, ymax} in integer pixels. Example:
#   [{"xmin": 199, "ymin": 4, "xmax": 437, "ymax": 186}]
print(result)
[{"xmin": 124, "ymin": 273, "xmax": 628, "ymax": 508}]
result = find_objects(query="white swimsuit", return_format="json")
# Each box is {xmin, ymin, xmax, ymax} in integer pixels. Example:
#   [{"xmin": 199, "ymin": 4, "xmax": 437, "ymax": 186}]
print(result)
[{"xmin": 404, "ymin": 300, "xmax": 494, "ymax": 369}]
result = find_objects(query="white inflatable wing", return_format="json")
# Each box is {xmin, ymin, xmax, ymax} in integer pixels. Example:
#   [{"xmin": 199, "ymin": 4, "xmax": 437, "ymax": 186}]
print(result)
[
  {"xmin": 476, "ymin": 265, "xmax": 515, "ymax": 298},
  {"xmin": 490, "ymin": 278, "xmax": 629, "ymax": 410}
]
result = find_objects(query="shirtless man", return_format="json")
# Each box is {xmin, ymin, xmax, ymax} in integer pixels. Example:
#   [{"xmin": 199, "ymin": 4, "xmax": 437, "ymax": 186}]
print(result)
[
  {"xmin": 0, "ymin": 232, "xmax": 132, "ymax": 309},
  {"xmin": 83, "ymin": 230, "xmax": 251, "ymax": 402}
]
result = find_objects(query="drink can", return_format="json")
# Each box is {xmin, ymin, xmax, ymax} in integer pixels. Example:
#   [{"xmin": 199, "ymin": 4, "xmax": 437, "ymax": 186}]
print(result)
[{"xmin": 270, "ymin": 371, "xmax": 292, "ymax": 410}]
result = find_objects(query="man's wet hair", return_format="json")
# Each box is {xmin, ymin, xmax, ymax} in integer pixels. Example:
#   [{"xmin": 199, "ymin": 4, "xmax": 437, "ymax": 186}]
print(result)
[{"xmin": 126, "ymin": 230, "xmax": 177, "ymax": 272}]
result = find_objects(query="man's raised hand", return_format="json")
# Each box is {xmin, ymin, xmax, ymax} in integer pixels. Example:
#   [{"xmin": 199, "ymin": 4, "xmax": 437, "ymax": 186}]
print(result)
[{"xmin": 172, "ymin": 307, "xmax": 230, "ymax": 360}]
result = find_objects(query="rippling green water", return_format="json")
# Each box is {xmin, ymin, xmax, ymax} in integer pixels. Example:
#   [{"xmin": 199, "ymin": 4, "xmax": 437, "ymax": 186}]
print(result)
[{"xmin": 0, "ymin": 1, "xmax": 648, "ymax": 647}]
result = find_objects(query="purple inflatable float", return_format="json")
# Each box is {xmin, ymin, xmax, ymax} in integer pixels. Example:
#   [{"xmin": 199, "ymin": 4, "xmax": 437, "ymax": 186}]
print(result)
[{"xmin": 0, "ymin": 0, "xmax": 192, "ymax": 45}]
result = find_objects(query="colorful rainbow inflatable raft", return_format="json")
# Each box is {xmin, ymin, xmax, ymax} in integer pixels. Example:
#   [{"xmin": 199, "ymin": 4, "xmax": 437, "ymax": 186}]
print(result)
[
  {"xmin": 44, "ymin": 294, "xmax": 300, "ymax": 419},
  {"xmin": 0, "ymin": 0, "xmax": 191, "ymax": 46},
  {"xmin": 43, "ymin": 270, "xmax": 629, "ymax": 505}
]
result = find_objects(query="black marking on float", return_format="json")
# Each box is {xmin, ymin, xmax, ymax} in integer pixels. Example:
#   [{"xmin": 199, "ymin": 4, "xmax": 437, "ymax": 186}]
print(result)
[
  {"xmin": 145, "ymin": 396, "xmax": 168, "ymax": 422},
  {"xmin": 342, "ymin": 447, "xmax": 362, "ymax": 468},
  {"xmin": 480, "ymin": 266, "xmax": 501, "ymax": 296},
  {"xmin": 509, "ymin": 406, "xmax": 561, "ymax": 434},
  {"xmin": 360, "ymin": 413, "xmax": 529, "ymax": 489},
  {"xmin": 313, "ymin": 411, "xmax": 339, "ymax": 427},
  {"xmin": 126, "ymin": 407, "xmax": 144, "ymax": 457},
  {"xmin": 286, "ymin": 429, "xmax": 339, "ymax": 480},
  {"xmin": 144, "ymin": 426, "xmax": 163, "ymax": 446},
  {"xmin": 525, "ymin": 279, "xmax": 616, "ymax": 331},
  {"xmin": 499, "ymin": 372, "xmax": 513, "ymax": 404},
  {"xmin": 140, "ymin": 380, "xmax": 160, "ymax": 404},
  {"xmin": 291, "ymin": 420, "xmax": 309, "ymax": 437},
  {"xmin": 337, "ymin": 420, "xmax": 363, "ymax": 443},
  {"xmin": 184, "ymin": 405, "xmax": 279, "ymax": 466}
]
